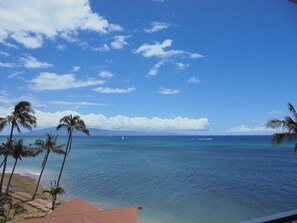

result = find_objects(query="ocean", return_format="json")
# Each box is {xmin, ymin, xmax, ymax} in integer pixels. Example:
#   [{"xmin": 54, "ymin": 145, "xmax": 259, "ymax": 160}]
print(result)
[{"xmin": 1, "ymin": 135, "xmax": 297, "ymax": 223}]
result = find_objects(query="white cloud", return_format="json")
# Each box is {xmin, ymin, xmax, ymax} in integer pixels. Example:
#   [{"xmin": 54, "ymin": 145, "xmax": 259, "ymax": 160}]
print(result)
[
  {"xmin": 28, "ymin": 72, "xmax": 105, "ymax": 91},
  {"xmin": 99, "ymin": 70, "xmax": 113, "ymax": 78},
  {"xmin": 135, "ymin": 39, "xmax": 203, "ymax": 59},
  {"xmin": 158, "ymin": 87, "xmax": 180, "ymax": 95},
  {"xmin": 229, "ymin": 124, "xmax": 275, "ymax": 133},
  {"xmin": 189, "ymin": 53, "xmax": 203, "ymax": 59},
  {"xmin": 148, "ymin": 60, "xmax": 165, "ymax": 76},
  {"xmin": 92, "ymin": 44, "xmax": 110, "ymax": 52},
  {"xmin": 188, "ymin": 76, "xmax": 202, "ymax": 84},
  {"xmin": 7, "ymin": 71, "xmax": 24, "ymax": 79},
  {"xmin": 0, "ymin": 61, "xmax": 14, "ymax": 68},
  {"xmin": 144, "ymin": 22, "xmax": 170, "ymax": 33},
  {"xmin": 110, "ymin": 35, "xmax": 130, "ymax": 50},
  {"xmin": 153, "ymin": 0, "xmax": 165, "ymax": 2},
  {"xmin": 175, "ymin": 62, "xmax": 189, "ymax": 70},
  {"xmin": 20, "ymin": 55, "xmax": 53, "ymax": 69},
  {"xmin": 0, "ymin": 0, "xmax": 122, "ymax": 48},
  {"xmin": 70, "ymin": 66, "xmax": 81, "ymax": 72},
  {"xmin": 93, "ymin": 87, "xmax": 135, "ymax": 94},
  {"xmin": 0, "ymin": 51, "xmax": 10, "ymax": 57},
  {"xmin": 50, "ymin": 101, "xmax": 104, "ymax": 106},
  {"xmin": 135, "ymin": 39, "xmax": 173, "ymax": 58},
  {"xmin": 12, "ymin": 33, "xmax": 43, "ymax": 49},
  {"xmin": 56, "ymin": 44, "xmax": 66, "ymax": 51},
  {"xmin": 0, "ymin": 108, "xmax": 209, "ymax": 131}
]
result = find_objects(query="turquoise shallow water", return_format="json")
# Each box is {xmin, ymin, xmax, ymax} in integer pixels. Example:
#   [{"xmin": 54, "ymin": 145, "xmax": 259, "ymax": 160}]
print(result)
[{"xmin": 1, "ymin": 135, "xmax": 297, "ymax": 223}]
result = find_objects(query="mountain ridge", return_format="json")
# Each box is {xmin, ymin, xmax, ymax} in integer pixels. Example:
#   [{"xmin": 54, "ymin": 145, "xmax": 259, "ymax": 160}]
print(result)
[{"xmin": 18, "ymin": 127, "xmax": 177, "ymax": 136}]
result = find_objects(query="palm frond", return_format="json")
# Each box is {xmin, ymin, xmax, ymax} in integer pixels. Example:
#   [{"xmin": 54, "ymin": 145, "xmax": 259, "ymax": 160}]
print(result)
[
  {"xmin": 0, "ymin": 118, "xmax": 8, "ymax": 132},
  {"xmin": 272, "ymin": 133, "xmax": 297, "ymax": 145},
  {"xmin": 288, "ymin": 103, "xmax": 297, "ymax": 121},
  {"xmin": 266, "ymin": 119, "xmax": 287, "ymax": 129}
]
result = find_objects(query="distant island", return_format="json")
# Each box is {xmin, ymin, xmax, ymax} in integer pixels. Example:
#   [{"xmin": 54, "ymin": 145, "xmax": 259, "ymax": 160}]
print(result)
[{"xmin": 17, "ymin": 127, "xmax": 178, "ymax": 137}]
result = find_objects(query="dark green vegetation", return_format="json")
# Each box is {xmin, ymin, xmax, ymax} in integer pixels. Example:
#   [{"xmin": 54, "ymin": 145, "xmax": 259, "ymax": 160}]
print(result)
[
  {"xmin": 0, "ymin": 101, "xmax": 89, "ymax": 220},
  {"xmin": 56, "ymin": 115, "xmax": 89, "ymax": 187},
  {"xmin": 43, "ymin": 182, "xmax": 65, "ymax": 211},
  {"xmin": 266, "ymin": 102, "xmax": 297, "ymax": 152},
  {"xmin": 0, "ymin": 194, "xmax": 27, "ymax": 223}
]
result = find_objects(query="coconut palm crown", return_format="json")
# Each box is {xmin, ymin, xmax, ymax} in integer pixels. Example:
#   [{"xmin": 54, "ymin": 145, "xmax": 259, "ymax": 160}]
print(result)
[
  {"xmin": 266, "ymin": 102, "xmax": 297, "ymax": 152},
  {"xmin": 32, "ymin": 134, "xmax": 65, "ymax": 200},
  {"xmin": 43, "ymin": 185, "xmax": 65, "ymax": 211},
  {"xmin": 56, "ymin": 114, "xmax": 89, "ymax": 187},
  {"xmin": 56, "ymin": 114, "xmax": 89, "ymax": 154},
  {"xmin": 0, "ymin": 101, "xmax": 37, "ymax": 195},
  {"xmin": 5, "ymin": 139, "xmax": 41, "ymax": 194}
]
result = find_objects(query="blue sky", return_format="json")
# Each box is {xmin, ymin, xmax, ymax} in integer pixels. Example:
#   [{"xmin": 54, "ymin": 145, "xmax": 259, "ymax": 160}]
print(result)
[{"xmin": 0, "ymin": 0, "xmax": 296, "ymax": 134}]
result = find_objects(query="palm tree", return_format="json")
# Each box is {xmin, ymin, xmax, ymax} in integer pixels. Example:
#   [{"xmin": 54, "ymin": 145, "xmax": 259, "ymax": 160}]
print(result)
[
  {"xmin": 0, "ymin": 101, "xmax": 36, "ymax": 195},
  {"xmin": 266, "ymin": 102, "xmax": 297, "ymax": 151},
  {"xmin": 0, "ymin": 194, "xmax": 27, "ymax": 222},
  {"xmin": 0, "ymin": 141, "xmax": 8, "ymax": 169},
  {"xmin": 56, "ymin": 115, "xmax": 89, "ymax": 187},
  {"xmin": 43, "ymin": 183, "xmax": 65, "ymax": 211},
  {"xmin": 0, "ymin": 121, "xmax": 7, "ymax": 170},
  {"xmin": 5, "ymin": 139, "xmax": 41, "ymax": 194},
  {"xmin": 32, "ymin": 134, "xmax": 65, "ymax": 200}
]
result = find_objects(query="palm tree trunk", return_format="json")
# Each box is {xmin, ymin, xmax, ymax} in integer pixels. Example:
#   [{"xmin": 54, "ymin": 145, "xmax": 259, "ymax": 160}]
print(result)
[
  {"xmin": 32, "ymin": 152, "xmax": 49, "ymax": 200},
  {"xmin": 0, "ymin": 154, "xmax": 8, "ymax": 195},
  {"xmin": 56, "ymin": 131, "xmax": 72, "ymax": 187},
  {"xmin": 0, "ymin": 159, "xmax": 4, "ymax": 169},
  {"xmin": 5, "ymin": 158, "xmax": 18, "ymax": 194},
  {"xmin": 0, "ymin": 123, "xmax": 14, "ymax": 195}
]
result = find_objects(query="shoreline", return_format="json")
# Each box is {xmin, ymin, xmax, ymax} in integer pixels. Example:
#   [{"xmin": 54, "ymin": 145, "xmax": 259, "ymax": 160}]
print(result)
[
  {"xmin": 2, "ymin": 173, "xmax": 52, "ymax": 221},
  {"xmin": 3, "ymin": 173, "xmax": 48, "ymax": 197}
]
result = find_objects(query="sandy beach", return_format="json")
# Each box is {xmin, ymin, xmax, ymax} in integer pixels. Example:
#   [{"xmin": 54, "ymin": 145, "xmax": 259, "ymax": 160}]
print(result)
[
  {"xmin": 3, "ymin": 174, "xmax": 46, "ymax": 196},
  {"xmin": 2, "ymin": 173, "xmax": 55, "ymax": 221}
]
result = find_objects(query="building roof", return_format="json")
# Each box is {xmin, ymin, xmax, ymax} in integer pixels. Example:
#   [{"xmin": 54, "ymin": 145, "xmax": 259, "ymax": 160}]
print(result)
[{"xmin": 13, "ymin": 198, "xmax": 141, "ymax": 223}]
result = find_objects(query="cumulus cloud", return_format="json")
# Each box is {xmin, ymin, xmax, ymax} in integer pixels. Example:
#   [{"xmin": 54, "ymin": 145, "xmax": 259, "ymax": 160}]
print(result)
[
  {"xmin": 20, "ymin": 55, "xmax": 53, "ymax": 69},
  {"xmin": 0, "ymin": 107, "xmax": 209, "ymax": 131},
  {"xmin": 28, "ymin": 72, "xmax": 105, "ymax": 91},
  {"xmin": 110, "ymin": 35, "xmax": 130, "ymax": 50},
  {"xmin": 0, "ymin": 0, "xmax": 122, "ymax": 48},
  {"xmin": 148, "ymin": 60, "xmax": 166, "ymax": 76},
  {"xmin": 99, "ymin": 70, "xmax": 113, "ymax": 78},
  {"xmin": 144, "ymin": 22, "xmax": 170, "ymax": 33},
  {"xmin": 188, "ymin": 76, "xmax": 202, "ymax": 84},
  {"xmin": 158, "ymin": 87, "xmax": 180, "ymax": 95},
  {"xmin": 135, "ymin": 39, "xmax": 203, "ymax": 59},
  {"xmin": 93, "ymin": 87, "xmax": 135, "ymax": 94},
  {"xmin": 229, "ymin": 124, "xmax": 275, "ymax": 133}
]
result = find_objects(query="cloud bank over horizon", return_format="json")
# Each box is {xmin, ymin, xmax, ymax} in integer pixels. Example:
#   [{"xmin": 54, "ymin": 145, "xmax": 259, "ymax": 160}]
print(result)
[{"xmin": 0, "ymin": 107, "xmax": 209, "ymax": 132}]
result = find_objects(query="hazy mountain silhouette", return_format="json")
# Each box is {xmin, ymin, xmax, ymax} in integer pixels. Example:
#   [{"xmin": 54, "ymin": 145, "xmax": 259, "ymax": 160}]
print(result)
[{"xmin": 20, "ymin": 127, "xmax": 176, "ymax": 136}]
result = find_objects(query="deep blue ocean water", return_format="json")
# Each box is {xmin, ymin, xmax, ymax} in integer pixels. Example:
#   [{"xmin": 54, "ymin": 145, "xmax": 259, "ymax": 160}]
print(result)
[{"xmin": 1, "ymin": 135, "xmax": 297, "ymax": 223}]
